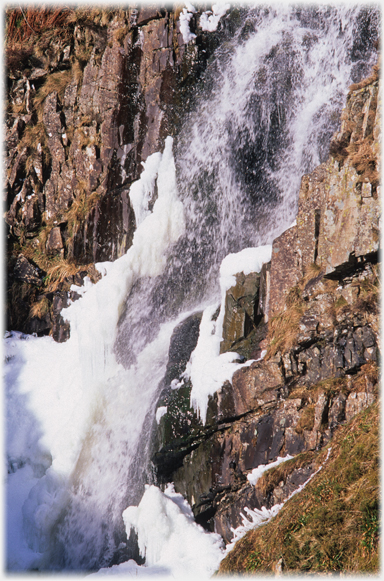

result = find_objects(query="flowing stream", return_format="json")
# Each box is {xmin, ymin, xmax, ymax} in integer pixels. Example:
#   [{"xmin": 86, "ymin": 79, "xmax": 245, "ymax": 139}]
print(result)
[{"xmin": 5, "ymin": 4, "xmax": 379, "ymax": 574}]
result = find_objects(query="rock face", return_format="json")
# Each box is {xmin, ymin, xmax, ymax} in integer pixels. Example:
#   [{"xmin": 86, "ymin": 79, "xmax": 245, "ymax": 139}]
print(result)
[
  {"xmin": 151, "ymin": 72, "xmax": 380, "ymax": 543},
  {"xmin": 220, "ymin": 272, "xmax": 262, "ymax": 354},
  {"xmin": 5, "ymin": 6, "xmax": 231, "ymax": 337},
  {"xmin": 269, "ymin": 78, "xmax": 380, "ymax": 319}
]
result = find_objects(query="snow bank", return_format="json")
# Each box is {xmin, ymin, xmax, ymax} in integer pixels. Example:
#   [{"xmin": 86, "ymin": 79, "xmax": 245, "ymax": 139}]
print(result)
[{"xmin": 120, "ymin": 485, "xmax": 224, "ymax": 579}]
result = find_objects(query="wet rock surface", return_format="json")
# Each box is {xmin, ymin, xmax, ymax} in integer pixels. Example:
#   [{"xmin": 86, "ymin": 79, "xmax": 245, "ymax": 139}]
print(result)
[{"xmin": 151, "ymin": 74, "xmax": 380, "ymax": 543}]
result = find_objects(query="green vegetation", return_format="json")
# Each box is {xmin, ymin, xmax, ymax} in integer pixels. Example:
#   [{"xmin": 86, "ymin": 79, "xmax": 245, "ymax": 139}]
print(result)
[{"xmin": 218, "ymin": 401, "xmax": 380, "ymax": 575}]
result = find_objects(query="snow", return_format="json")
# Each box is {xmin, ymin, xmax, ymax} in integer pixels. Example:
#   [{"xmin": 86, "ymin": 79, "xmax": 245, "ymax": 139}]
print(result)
[
  {"xmin": 200, "ymin": 4, "xmax": 230, "ymax": 32},
  {"xmin": 184, "ymin": 1, "xmax": 196, "ymax": 13},
  {"xmin": 155, "ymin": 407, "xmax": 167, "ymax": 423},
  {"xmin": 226, "ymin": 504, "xmax": 284, "ymax": 553},
  {"xmin": 128, "ymin": 151, "xmax": 162, "ymax": 227},
  {"xmin": 70, "ymin": 274, "xmax": 94, "ymax": 297},
  {"xmin": 186, "ymin": 304, "xmax": 243, "ymax": 424},
  {"xmin": 170, "ymin": 378, "xmax": 183, "ymax": 389},
  {"xmin": 4, "ymin": 136, "xmax": 185, "ymax": 570},
  {"xmin": 121, "ymin": 484, "xmax": 225, "ymax": 579},
  {"xmin": 89, "ymin": 560, "xmax": 169, "ymax": 577},
  {"xmin": 6, "ymin": 465, "xmax": 41, "ymax": 571},
  {"xmin": 90, "ymin": 484, "xmax": 225, "ymax": 578},
  {"xmin": 186, "ymin": 245, "xmax": 272, "ymax": 424},
  {"xmin": 247, "ymin": 455, "xmax": 294, "ymax": 486},
  {"xmin": 219, "ymin": 245, "xmax": 272, "ymax": 293},
  {"xmin": 179, "ymin": 5, "xmax": 196, "ymax": 44}
]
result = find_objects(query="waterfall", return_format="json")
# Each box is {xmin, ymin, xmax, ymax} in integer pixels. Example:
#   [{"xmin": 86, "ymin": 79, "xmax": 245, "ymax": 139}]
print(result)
[{"xmin": 5, "ymin": 4, "xmax": 379, "ymax": 574}]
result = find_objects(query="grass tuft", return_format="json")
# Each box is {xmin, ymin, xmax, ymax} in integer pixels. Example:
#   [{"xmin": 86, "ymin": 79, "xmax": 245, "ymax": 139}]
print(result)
[
  {"xmin": 29, "ymin": 296, "xmax": 50, "ymax": 319},
  {"xmin": 33, "ymin": 69, "xmax": 73, "ymax": 110}
]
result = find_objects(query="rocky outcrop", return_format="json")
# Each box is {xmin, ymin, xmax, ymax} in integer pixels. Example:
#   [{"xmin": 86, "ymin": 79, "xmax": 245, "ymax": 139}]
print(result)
[
  {"xmin": 151, "ymin": 72, "xmax": 380, "ymax": 543},
  {"xmin": 269, "ymin": 74, "xmax": 380, "ymax": 319},
  {"xmin": 5, "ymin": 5, "xmax": 232, "ymax": 337}
]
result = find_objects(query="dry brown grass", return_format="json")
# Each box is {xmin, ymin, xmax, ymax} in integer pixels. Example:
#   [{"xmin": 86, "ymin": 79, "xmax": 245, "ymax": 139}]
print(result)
[
  {"xmin": 346, "ymin": 140, "xmax": 379, "ymax": 186},
  {"xmin": 113, "ymin": 26, "xmax": 130, "ymax": 45},
  {"xmin": 22, "ymin": 235, "xmax": 100, "ymax": 292},
  {"xmin": 266, "ymin": 300, "xmax": 305, "ymax": 358},
  {"xmin": 257, "ymin": 451, "xmax": 316, "ymax": 497},
  {"xmin": 18, "ymin": 122, "xmax": 47, "ymax": 152},
  {"xmin": 348, "ymin": 57, "xmax": 380, "ymax": 94},
  {"xmin": 266, "ymin": 274, "xmax": 318, "ymax": 358},
  {"xmin": 71, "ymin": 59, "xmax": 84, "ymax": 87},
  {"xmin": 66, "ymin": 188, "xmax": 101, "ymax": 233},
  {"xmin": 5, "ymin": 8, "xmax": 75, "ymax": 76},
  {"xmin": 67, "ymin": 7, "xmax": 117, "ymax": 27},
  {"xmin": 295, "ymin": 405, "xmax": 315, "ymax": 434},
  {"xmin": 76, "ymin": 126, "xmax": 100, "ymax": 150},
  {"xmin": 29, "ymin": 296, "xmax": 50, "ymax": 319},
  {"xmin": 351, "ymin": 362, "xmax": 379, "ymax": 394},
  {"xmin": 329, "ymin": 133, "xmax": 351, "ymax": 163},
  {"xmin": 44, "ymin": 260, "xmax": 85, "ymax": 291},
  {"xmin": 302, "ymin": 262, "xmax": 322, "ymax": 286},
  {"xmin": 6, "ymin": 7, "xmax": 73, "ymax": 45},
  {"xmin": 33, "ymin": 69, "xmax": 73, "ymax": 110},
  {"xmin": 18, "ymin": 122, "xmax": 51, "ymax": 168}
]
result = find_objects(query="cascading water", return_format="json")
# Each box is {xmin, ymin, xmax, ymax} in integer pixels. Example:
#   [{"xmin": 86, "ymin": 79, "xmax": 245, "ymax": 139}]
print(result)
[{"xmin": 5, "ymin": 4, "xmax": 379, "ymax": 575}]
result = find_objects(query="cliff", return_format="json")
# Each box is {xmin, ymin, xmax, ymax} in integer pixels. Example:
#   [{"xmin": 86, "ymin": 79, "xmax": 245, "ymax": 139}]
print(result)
[
  {"xmin": 151, "ymin": 66, "xmax": 380, "ymax": 573},
  {"xmin": 4, "ymin": 6, "xmax": 380, "ymax": 576},
  {"xmin": 5, "ymin": 5, "xmax": 231, "ymax": 339}
]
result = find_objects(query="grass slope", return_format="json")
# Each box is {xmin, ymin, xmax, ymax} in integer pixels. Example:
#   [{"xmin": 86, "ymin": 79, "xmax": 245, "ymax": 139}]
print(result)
[{"xmin": 218, "ymin": 400, "xmax": 380, "ymax": 575}]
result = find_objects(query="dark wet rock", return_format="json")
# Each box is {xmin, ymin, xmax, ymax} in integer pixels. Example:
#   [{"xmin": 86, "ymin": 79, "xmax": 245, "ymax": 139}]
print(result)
[
  {"xmin": 152, "ymin": 312, "xmax": 206, "ymax": 482},
  {"xmin": 28, "ymin": 312, "xmax": 52, "ymax": 335},
  {"xmin": 51, "ymin": 290, "xmax": 70, "ymax": 343}
]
